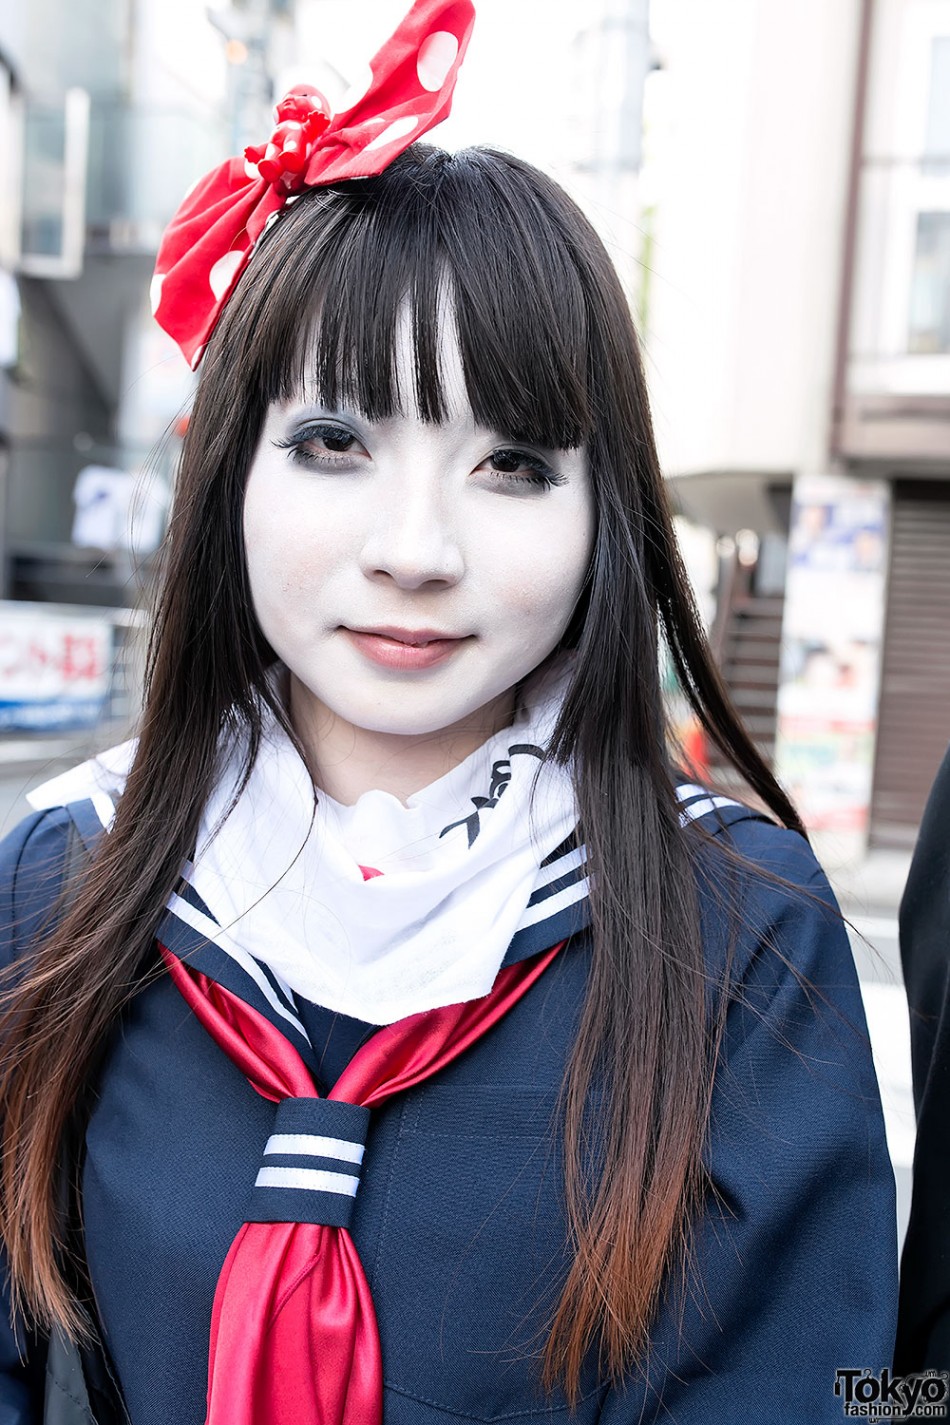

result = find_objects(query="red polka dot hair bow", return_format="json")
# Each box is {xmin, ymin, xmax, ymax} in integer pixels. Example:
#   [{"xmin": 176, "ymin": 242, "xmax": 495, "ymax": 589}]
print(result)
[{"xmin": 151, "ymin": 0, "xmax": 475, "ymax": 370}]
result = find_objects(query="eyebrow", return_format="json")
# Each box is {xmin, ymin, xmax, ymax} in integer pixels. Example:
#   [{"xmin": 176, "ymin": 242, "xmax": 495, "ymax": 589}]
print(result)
[{"xmin": 287, "ymin": 399, "xmax": 402, "ymax": 428}]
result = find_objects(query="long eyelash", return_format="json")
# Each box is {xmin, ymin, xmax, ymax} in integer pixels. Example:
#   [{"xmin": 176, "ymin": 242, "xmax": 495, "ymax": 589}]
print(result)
[{"xmin": 490, "ymin": 450, "xmax": 567, "ymax": 491}]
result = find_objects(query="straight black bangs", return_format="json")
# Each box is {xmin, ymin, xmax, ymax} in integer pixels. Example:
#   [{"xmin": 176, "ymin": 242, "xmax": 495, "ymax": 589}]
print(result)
[{"xmin": 219, "ymin": 145, "xmax": 595, "ymax": 451}]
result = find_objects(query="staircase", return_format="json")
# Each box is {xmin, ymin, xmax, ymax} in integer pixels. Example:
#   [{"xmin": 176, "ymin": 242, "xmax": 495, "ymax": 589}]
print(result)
[{"xmin": 708, "ymin": 556, "xmax": 785, "ymax": 778}]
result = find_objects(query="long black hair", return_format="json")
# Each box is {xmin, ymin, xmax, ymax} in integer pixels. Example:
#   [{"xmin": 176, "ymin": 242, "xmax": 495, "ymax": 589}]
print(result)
[{"xmin": 0, "ymin": 144, "xmax": 801, "ymax": 1399}]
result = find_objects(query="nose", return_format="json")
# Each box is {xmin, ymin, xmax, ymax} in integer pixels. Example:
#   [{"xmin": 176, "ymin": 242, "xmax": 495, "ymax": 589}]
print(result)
[{"xmin": 359, "ymin": 481, "xmax": 465, "ymax": 590}]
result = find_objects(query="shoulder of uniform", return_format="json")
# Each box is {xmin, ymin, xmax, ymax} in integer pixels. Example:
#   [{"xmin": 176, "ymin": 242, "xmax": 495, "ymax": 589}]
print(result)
[
  {"xmin": 676, "ymin": 787, "xmax": 846, "ymax": 1015},
  {"xmin": 0, "ymin": 798, "xmax": 112, "ymax": 962},
  {"xmin": 0, "ymin": 803, "xmax": 75, "ymax": 887},
  {"xmin": 675, "ymin": 781, "xmax": 773, "ymax": 835},
  {"xmin": 0, "ymin": 805, "xmax": 75, "ymax": 969},
  {"xmin": 676, "ymin": 781, "xmax": 825, "ymax": 895}
]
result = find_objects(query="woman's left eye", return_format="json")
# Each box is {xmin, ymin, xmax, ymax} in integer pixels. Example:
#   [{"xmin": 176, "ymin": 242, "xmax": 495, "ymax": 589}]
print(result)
[{"xmin": 479, "ymin": 448, "xmax": 565, "ymax": 491}]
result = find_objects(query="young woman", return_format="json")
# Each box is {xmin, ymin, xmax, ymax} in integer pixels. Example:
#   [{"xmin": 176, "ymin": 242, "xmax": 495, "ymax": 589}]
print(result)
[{"xmin": 0, "ymin": 3, "xmax": 896, "ymax": 1421}]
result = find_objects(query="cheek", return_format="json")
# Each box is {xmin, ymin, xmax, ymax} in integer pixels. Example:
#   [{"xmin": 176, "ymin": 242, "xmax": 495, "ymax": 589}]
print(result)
[
  {"xmin": 242, "ymin": 482, "xmax": 342, "ymax": 621},
  {"xmin": 487, "ymin": 503, "xmax": 593, "ymax": 625},
  {"xmin": 243, "ymin": 498, "xmax": 291, "ymax": 618}
]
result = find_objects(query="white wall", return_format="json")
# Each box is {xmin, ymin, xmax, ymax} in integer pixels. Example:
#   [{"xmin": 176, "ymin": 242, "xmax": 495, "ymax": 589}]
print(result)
[
  {"xmin": 644, "ymin": 0, "xmax": 862, "ymax": 481},
  {"xmin": 132, "ymin": 0, "xmax": 228, "ymax": 110},
  {"xmin": 291, "ymin": 0, "xmax": 580, "ymax": 166}
]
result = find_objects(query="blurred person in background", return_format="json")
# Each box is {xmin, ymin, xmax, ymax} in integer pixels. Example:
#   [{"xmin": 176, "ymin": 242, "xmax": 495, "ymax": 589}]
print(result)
[
  {"xmin": 896, "ymin": 743, "xmax": 950, "ymax": 1372},
  {"xmin": 0, "ymin": 2, "xmax": 896, "ymax": 1422}
]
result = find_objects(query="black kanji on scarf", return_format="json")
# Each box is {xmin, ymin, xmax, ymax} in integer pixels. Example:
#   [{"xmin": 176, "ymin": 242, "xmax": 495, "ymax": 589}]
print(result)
[{"xmin": 439, "ymin": 744, "xmax": 545, "ymax": 848}]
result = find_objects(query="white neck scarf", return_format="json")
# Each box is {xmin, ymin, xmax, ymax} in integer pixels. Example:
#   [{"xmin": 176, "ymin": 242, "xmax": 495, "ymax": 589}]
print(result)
[
  {"xmin": 28, "ymin": 664, "xmax": 585, "ymax": 1025},
  {"xmin": 187, "ymin": 664, "xmax": 580, "ymax": 1022}
]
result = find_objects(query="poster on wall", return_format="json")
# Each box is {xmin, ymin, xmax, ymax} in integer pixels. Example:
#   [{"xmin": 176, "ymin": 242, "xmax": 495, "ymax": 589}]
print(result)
[
  {"xmin": 774, "ymin": 474, "xmax": 889, "ymax": 844},
  {"xmin": 0, "ymin": 605, "xmax": 113, "ymax": 731}
]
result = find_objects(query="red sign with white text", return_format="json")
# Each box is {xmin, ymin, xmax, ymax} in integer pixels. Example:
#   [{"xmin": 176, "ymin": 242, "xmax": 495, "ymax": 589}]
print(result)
[{"xmin": 0, "ymin": 607, "xmax": 112, "ymax": 730}]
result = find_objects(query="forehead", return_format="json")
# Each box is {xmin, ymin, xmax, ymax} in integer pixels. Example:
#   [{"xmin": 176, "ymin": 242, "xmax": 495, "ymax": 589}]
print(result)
[{"xmin": 298, "ymin": 300, "xmax": 474, "ymax": 426}]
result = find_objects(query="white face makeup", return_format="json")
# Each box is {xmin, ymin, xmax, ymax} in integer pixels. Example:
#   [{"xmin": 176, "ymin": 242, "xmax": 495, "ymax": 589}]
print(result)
[{"xmin": 242, "ymin": 318, "xmax": 594, "ymax": 798}]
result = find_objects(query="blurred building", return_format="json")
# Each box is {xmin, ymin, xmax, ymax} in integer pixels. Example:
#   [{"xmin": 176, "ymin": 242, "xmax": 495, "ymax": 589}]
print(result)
[
  {"xmin": 0, "ymin": 0, "xmax": 297, "ymax": 730},
  {"xmin": 646, "ymin": 0, "xmax": 950, "ymax": 858},
  {"xmin": 0, "ymin": 0, "xmax": 301, "ymax": 605}
]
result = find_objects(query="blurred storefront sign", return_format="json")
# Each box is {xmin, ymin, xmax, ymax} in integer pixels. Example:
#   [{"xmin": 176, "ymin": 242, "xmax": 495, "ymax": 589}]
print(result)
[
  {"xmin": 775, "ymin": 475, "xmax": 889, "ymax": 854},
  {"xmin": 0, "ymin": 603, "xmax": 112, "ymax": 731}
]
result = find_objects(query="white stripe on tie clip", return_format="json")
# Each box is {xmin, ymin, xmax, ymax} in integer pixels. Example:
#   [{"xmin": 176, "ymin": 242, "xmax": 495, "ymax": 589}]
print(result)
[
  {"xmin": 254, "ymin": 1166, "xmax": 361, "ymax": 1196},
  {"xmin": 262, "ymin": 1133, "xmax": 365, "ymax": 1165}
]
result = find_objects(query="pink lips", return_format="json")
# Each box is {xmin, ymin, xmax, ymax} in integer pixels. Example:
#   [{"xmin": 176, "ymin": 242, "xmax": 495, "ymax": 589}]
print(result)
[{"xmin": 343, "ymin": 626, "xmax": 469, "ymax": 671}]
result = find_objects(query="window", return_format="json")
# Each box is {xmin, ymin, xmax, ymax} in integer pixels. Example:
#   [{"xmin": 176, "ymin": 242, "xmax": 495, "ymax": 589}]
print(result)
[{"xmin": 909, "ymin": 210, "xmax": 950, "ymax": 352}]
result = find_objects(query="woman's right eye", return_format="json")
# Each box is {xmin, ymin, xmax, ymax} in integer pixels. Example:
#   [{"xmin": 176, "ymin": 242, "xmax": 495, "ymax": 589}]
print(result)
[{"xmin": 273, "ymin": 422, "xmax": 368, "ymax": 468}]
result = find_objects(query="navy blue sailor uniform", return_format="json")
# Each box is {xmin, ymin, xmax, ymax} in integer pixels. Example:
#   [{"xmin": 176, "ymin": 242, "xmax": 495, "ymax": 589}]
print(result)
[{"xmin": 0, "ymin": 785, "xmax": 897, "ymax": 1424}]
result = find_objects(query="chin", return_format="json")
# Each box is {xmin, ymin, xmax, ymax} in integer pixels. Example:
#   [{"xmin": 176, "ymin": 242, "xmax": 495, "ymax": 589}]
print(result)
[{"xmin": 339, "ymin": 704, "xmax": 490, "ymax": 739}]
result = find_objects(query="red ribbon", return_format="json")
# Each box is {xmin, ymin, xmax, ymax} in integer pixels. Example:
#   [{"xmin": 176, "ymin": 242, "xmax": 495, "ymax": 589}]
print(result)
[
  {"xmin": 151, "ymin": 0, "xmax": 475, "ymax": 370},
  {"xmin": 161, "ymin": 938, "xmax": 563, "ymax": 1425}
]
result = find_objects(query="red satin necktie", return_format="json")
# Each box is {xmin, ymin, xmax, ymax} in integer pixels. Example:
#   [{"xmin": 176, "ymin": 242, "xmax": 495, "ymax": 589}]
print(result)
[{"xmin": 161, "ymin": 938, "xmax": 563, "ymax": 1425}]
